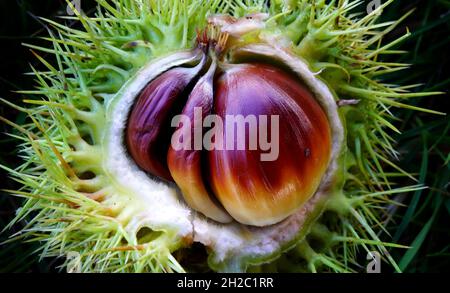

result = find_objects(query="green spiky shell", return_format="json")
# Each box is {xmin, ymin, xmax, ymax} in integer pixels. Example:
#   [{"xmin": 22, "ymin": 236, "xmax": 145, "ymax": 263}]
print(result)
[{"xmin": 0, "ymin": 0, "xmax": 441, "ymax": 272}]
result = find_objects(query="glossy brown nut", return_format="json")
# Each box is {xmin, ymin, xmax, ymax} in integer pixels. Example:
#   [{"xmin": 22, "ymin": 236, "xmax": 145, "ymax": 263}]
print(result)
[
  {"xmin": 209, "ymin": 63, "xmax": 331, "ymax": 226},
  {"xmin": 126, "ymin": 62, "xmax": 203, "ymax": 182},
  {"xmin": 167, "ymin": 61, "xmax": 232, "ymax": 223}
]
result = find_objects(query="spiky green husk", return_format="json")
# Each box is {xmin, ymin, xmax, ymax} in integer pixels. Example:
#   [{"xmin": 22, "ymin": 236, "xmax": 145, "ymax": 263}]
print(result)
[{"xmin": 0, "ymin": 0, "xmax": 441, "ymax": 272}]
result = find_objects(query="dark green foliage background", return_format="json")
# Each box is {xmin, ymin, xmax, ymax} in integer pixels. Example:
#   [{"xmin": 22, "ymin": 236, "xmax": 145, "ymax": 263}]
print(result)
[{"xmin": 0, "ymin": 0, "xmax": 448, "ymax": 272}]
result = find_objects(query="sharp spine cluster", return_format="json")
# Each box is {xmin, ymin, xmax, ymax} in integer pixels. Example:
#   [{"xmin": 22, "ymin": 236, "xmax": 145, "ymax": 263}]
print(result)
[{"xmin": 0, "ymin": 0, "xmax": 441, "ymax": 273}]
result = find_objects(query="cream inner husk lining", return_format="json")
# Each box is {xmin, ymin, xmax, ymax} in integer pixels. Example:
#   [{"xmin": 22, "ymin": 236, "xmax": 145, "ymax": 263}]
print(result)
[{"xmin": 104, "ymin": 43, "xmax": 344, "ymax": 269}]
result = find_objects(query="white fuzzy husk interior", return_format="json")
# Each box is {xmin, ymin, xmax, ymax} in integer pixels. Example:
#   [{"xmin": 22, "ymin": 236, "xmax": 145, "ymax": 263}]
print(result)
[{"xmin": 104, "ymin": 44, "xmax": 344, "ymax": 269}]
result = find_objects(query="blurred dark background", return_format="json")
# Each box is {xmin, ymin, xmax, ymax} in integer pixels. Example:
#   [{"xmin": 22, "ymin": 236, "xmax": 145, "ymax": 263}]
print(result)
[{"xmin": 0, "ymin": 0, "xmax": 448, "ymax": 272}]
